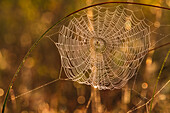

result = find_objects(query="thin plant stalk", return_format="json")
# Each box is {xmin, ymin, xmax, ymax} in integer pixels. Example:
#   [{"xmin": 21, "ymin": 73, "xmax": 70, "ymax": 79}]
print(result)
[{"xmin": 149, "ymin": 49, "xmax": 170, "ymax": 113}]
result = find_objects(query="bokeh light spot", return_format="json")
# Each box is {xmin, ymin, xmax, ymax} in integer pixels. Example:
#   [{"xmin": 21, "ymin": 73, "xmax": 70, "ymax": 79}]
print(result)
[
  {"xmin": 0, "ymin": 51, "xmax": 7, "ymax": 70},
  {"xmin": 142, "ymin": 82, "xmax": 148, "ymax": 89},
  {"xmin": 0, "ymin": 88, "xmax": 4, "ymax": 97},
  {"xmin": 24, "ymin": 57, "xmax": 35, "ymax": 68},
  {"xmin": 77, "ymin": 96, "xmax": 85, "ymax": 104},
  {"xmin": 154, "ymin": 21, "xmax": 160, "ymax": 28},
  {"xmin": 94, "ymin": 86, "xmax": 97, "ymax": 89},
  {"xmin": 159, "ymin": 94, "xmax": 166, "ymax": 100},
  {"xmin": 146, "ymin": 57, "xmax": 152, "ymax": 65}
]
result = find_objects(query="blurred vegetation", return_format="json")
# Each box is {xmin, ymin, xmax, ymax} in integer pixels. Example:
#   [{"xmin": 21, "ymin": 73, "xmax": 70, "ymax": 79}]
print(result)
[{"xmin": 0, "ymin": 0, "xmax": 170, "ymax": 113}]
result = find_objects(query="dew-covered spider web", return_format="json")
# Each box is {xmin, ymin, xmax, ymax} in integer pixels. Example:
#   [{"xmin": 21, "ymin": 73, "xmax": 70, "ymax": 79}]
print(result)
[
  {"xmin": 48, "ymin": 5, "xmax": 167, "ymax": 90},
  {"xmin": 12, "ymin": 4, "xmax": 170, "ymax": 113}
]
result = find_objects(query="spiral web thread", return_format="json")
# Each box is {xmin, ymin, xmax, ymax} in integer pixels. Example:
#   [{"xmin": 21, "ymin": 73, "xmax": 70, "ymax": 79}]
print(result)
[{"xmin": 54, "ymin": 5, "xmax": 152, "ymax": 90}]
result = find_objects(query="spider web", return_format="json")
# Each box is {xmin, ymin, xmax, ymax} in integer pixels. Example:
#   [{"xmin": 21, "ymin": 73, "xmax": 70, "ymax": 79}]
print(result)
[
  {"xmin": 12, "ymin": 4, "xmax": 170, "ymax": 113},
  {"xmin": 51, "ymin": 5, "xmax": 152, "ymax": 90}
]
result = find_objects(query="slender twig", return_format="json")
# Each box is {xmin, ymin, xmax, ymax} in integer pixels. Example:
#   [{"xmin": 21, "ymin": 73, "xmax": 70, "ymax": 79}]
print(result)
[
  {"xmin": 127, "ymin": 80, "xmax": 170, "ymax": 113},
  {"xmin": 2, "ymin": 2, "xmax": 170, "ymax": 113},
  {"xmin": 86, "ymin": 95, "xmax": 92, "ymax": 110},
  {"xmin": 149, "ymin": 49, "xmax": 170, "ymax": 113},
  {"xmin": 148, "ymin": 42, "xmax": 170, "ymax": 52}
]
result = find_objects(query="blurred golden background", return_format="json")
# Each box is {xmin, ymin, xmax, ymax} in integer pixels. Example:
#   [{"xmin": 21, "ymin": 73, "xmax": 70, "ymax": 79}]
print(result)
[{"xmin": 0, "ymin": 0, "xmax": 170, "ymax": 113}]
